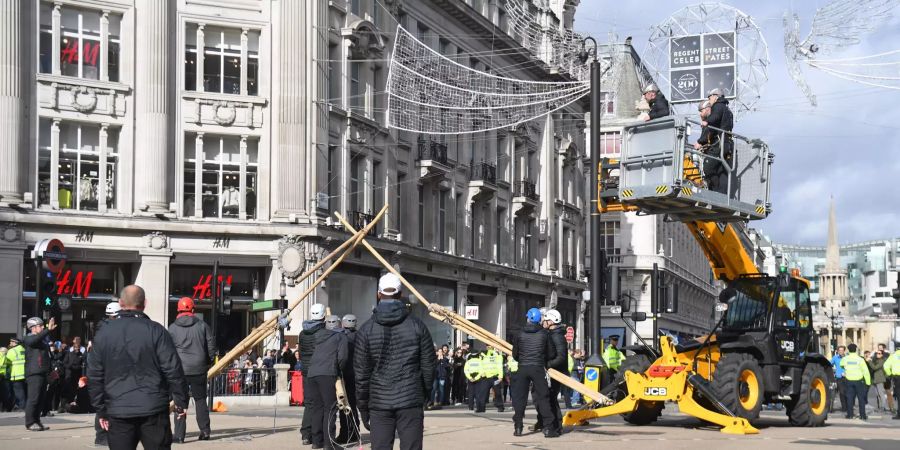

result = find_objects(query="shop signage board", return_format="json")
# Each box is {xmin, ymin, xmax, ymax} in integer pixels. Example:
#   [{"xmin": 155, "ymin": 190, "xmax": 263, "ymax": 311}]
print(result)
[{"xmin": 464, "ymin": 305, "xmax": 479, "ymax": 320}]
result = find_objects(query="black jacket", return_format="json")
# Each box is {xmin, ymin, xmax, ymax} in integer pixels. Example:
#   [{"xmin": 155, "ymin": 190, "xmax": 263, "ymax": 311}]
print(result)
[
  {"xmin": 547, "ymin": 325, "xmax": 569, "ymax": 374},
  {"xmin": 648, "ymin": 93, "xmax": 671, "ymax": 120},
  {"xmin": 63, "ymin": 348, "xmax": 85, "ymax": 376},
  {"xmin": 354, "ymin": 299, "xmax": 437, "ymax": 412},
  {"xmin": 512, "ymin": 323, "xmax": 554, "ymax": 368},
  {"xmin": 342, "ymin": 329, "xmax": 357, "ymax": 384},
  {"xmin": 87, "ymin": 310, "xmax": 188, "ymax": 418},
  {"xmin": 23, "ymin": 329, "xmax": 52, "ymax": 377},
  {"xmin": 307, "ymin": 328, "xmax": 348, "ymax": 378},
  {"xmin": 167, "ymin": 314, "xmax": 217, "ymax": 376},
  {"xmin": 706, "ymin": 98, "xmax": 733, "ymax": 135},
  {"xmin": 299, "ymin": 320, "xmax": 325, "ymax": 376}
]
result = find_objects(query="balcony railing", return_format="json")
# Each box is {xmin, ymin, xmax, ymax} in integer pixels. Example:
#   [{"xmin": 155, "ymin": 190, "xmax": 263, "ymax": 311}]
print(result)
[
  {"xmin": 471, "ymin": 161, "xmax": 497, "ymax": 184},
  {"xmin": 417, "ymin": 137, "xmax": 449, "ymax": 165},
  {"xmin": 561, "ymin": 264, "xmax": 578, "ymax": 280},
  {"xmin": 349, "ymin": 210, "xmax": 376, "ymax": 236},
  {"xmin": 516, "ymin": 180, "xmax": 539, "ymax": 201}
]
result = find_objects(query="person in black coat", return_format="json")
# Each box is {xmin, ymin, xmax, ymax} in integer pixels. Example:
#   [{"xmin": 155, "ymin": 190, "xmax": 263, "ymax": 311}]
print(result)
[
  {"xmin": 539, "ymin": 310, "xmax": 569, "ymax": 434},
  {"xmin": 168, "ymin": 297, "xmax": 217, "ymax": 443},
  {"xmin": 87, "ymin": 285, "xmax": 188, "ymax": 450},
  {"xmin": 299, "ymin": 303, "xmax": 327, "ymax": 445},
  {"xmin": 90, "ymin": 301, "xmax": 120, "ymax": 447},
  {"xmin": 511, "ymin": 308, "xmax": 557, "ymax": 438},
  {"xmin": 354, "ymin": 274, "xmax": 436, "ymax": 450},
  {"xmin": 698, "ymin": 89, "xmax": 735, "ymax": 196},
  {"xmin": 62, "ymin": 340, "xmax": 85, "ymax": 405},
  {"xmin": 22, "ymin": 316, "xmax": 56, "ymax": 431},
  {"xmin": 307, "ymin": 317, "xmax": 348, "ymax": 449},
  {"xmin": 642, "ymin": 84, "xmax": 671, "ymax": 121},
  {"xmin": 337, "ymin": 315, "xmax": 360, "ymax": 444}
]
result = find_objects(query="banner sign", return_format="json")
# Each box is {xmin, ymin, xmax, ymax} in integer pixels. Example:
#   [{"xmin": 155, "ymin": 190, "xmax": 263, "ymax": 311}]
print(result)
[{"xmin": 669, "ymin": 32, "xmax": 736, "ymax": 102}]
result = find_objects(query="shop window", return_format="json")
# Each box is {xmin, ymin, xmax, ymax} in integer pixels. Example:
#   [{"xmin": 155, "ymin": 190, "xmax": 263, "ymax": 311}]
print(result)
[
  {"xmin": 37, "ymin": 119, "xmax": 118, "ymax": 211},
  {"xmin": 438, "ymin": 190, "xmax": 447, "ymax": 252},
  {"xmin": 184, "ymin": 24, "xmax": 260, "ymax": 96},
  {"xmin": 38, "ymin": 3, "xmax": 121, "ymax": 82},
  {"xmin": 183, "ymin": 133, "xmax": 258, "ymax": 219}
]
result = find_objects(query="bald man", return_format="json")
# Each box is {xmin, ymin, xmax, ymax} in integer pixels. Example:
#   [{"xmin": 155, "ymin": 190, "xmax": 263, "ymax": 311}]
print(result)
[{"xmin": 88, "ymin": 285, "xmax": 188, "ymax": 449}]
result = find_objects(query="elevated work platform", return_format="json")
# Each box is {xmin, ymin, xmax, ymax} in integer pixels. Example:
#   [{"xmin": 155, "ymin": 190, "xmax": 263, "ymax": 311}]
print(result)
[{"xmin": 615, "ymin": 117, "xmax": 772, "ymax": 222}]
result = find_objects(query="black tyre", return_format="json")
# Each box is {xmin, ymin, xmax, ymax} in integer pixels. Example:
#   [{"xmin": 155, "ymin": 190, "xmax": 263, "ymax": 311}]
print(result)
[
  {"xmin": 710, "ymin": 352, "xmax": 763, "ymax": 420},
  {"xmin": 611, "ymin": 354, "xmax": 664, "ymax": 425},
  {"xmin": 785, "ymin": 363, "xmax": 831, "ymax": 427}
]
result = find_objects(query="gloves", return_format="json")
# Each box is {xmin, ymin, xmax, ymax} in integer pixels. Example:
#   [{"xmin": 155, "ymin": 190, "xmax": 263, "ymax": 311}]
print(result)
[{"xmin": 359, "ymin": 409, "xmax": 371, "ymax": 431}]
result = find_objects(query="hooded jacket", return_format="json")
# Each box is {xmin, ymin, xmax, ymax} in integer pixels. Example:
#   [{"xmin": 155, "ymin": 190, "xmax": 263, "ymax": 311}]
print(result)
[
  {"xmin": 512, "ymin": 322, "xmax": 554, "ymax": 368},
  {"xmin": 307, "ymin": 328, "xmax": 348, "ymax": 378},
  {"xmin": 167, "ymin": 314, "xmax": 217, "ymax": 376},
  {"xmin": 354, "ymin": 299, "xmax": 437, "ymax": 411},
  {"xmin": 547, "ymin": 325, "xmax": 569, "ymax": 374},
  {"xmin": 87, "ymin": 310, "xmax": 188, "ymax": 418},
  {"xmin": 299, "ymin": 320, "xmax": 325, "ymax": 376}
]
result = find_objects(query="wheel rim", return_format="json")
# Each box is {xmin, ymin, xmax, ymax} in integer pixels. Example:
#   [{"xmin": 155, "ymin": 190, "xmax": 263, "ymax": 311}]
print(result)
[
  {"xmin": 738, "ymin": 369, "xmax": 759, "ymax": 410},
  {"xmin": 810, "ymin": 377, "xmax": 826, "ymax": 415}
]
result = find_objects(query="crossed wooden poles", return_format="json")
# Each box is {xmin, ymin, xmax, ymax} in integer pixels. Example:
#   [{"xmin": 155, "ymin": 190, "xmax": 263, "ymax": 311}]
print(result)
[{"xmin": 207, "ymin": 205, "xmax": 610, "ymax": 405}]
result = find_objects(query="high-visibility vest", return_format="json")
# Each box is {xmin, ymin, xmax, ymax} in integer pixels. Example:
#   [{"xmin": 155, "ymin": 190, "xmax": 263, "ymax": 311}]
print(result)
[
  {"xmin": 482, "ymin": 350, "xmax": 504, "ymax": 378},
  {"xmin": 567, "ymin": 354, "xmax": 574, "ymax": 373},
  {"xmin": 507, "ymin": 357, "xmax": 518, "ymax": 374},
  {"xmin": 884, "ymin": 350, "xmax": 900, "ymax": 377},
  {"xmin": 7, "ymin": 345, "xmax": 25, "ymax": 381},
  {"xmin": 464, "ymin": 357, "xmax": 483, "ymax": 382},
  {"xmin": 841, "ymin": 353, "xmax": 871, "ymax": 385},
  {"xmin": 603, "ymin": 345, "xmax": 624, "ymax": 370}
]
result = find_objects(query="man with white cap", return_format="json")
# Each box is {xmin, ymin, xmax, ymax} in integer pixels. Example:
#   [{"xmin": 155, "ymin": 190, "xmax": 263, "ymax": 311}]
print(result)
[
  {"xmin": 299, "ymin": 303, "xmax": 327, "ymax": 446},
  {"xmin": 354, "ymin": 273, "xmax": 437, "ymax": 450},
  {"xmin": 89, "ymin": 301, "xmax": 121, "ymax": 446},
  {"xmin": 642, "ymin": 84, "xmax": 671, "ymax": 121}
]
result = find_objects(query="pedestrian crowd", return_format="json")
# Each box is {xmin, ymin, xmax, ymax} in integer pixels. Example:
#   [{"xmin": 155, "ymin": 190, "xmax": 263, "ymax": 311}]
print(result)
[{"xmin": 830, "ymin": 342, "xmax": 900, "ymax": 421}]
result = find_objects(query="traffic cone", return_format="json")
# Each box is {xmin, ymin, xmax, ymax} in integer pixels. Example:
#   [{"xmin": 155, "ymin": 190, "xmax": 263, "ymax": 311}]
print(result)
[{"xmin": 212, "ymin": 400, "xmax": 228, "ymax": 413}]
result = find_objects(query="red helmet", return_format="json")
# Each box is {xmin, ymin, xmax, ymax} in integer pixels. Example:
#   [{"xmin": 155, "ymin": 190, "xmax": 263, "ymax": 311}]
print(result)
[{"xmin": 177, "ymin": 297, "xmax": 195, "ymax": 312}]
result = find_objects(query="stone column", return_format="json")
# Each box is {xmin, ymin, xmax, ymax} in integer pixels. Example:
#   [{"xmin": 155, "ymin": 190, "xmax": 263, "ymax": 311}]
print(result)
[
  {"xmin": 193, "ymin": 133, "xmax": 203, "ymax": 217},
  {"xmin": 0, "ymin": 224, "xmax": 26, "ymax": 334},
  {"xmin": 51, "ymin": 3, "xmax": 60, "ymax": 75},
  {"xmin": 456, "ymin": 281, "xmax": 469, "ymax": 346},
  {"xmin": 274, "ymin": 363, "xmax": 291, "ymax": 405},
  {"xmin": 137, "ymin": 233, "xmax": 173, "ymax": 325},
  {"xmin": 98, "ymin": 125, "xmax": 109, "ymax": 213},
  {"xmin": 239, "ymin": 136, "xmax": 248, "ymax": 220},
  {"xmin": 496, "ymin": 288, "xmax": 508, "ymax": 341},
  {"xmin": 50, "ymin": 120, "xmax": 60, "ymax": 209},
  {"xmin": 133, "ymin": 0, "xmax": 171, "ymax": 213},
  {"xmin": 240, "ymin": 28, "xmax": 248, "ymax": 96},
  {"xmin": 0, "ymin": 1, "xmax": 26, "ymax": 204},
  {"xmin": 273, "ymin": 0, "xmax": 308, "ymax": 219},
  {"xmin": 196, "ymin": 24, "xmax": 205, "ymax": 92},
  {"xmin": 100, "ymin": 12, "xmax": 109, "ymax": 81}
]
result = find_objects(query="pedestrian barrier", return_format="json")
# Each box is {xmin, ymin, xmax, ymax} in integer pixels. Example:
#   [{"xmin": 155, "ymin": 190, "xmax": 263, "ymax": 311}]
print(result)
[{"xmin": 209, "ymin": 368, "xmax": 278, "ymax": 396}]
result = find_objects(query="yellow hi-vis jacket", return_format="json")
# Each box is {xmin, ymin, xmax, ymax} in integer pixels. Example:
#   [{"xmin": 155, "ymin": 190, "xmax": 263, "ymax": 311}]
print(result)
[
  {"xmin": 6, "ymin": 345, "xmax": 25, "ymax": 381},
  {"xmin": 884, "ymin": 350, "xmax": 900, "ymax": 377},
  {"xmin": 482, "ymin": 349, "xmax": 504, "ymax": 379},
  {"xmin": 603, "ymin": 345, "xmax": 624, "ymax": 371},
  {"xmin": 464, "ymin": 356, "xmax": 484, "ymax": 382},
  {"xmin": 841, "ymin": 352, "xmax": 871, "ymax": 385}
]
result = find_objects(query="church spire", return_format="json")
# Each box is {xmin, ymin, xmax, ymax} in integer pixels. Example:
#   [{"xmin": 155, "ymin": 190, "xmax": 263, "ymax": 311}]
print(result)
[{"xmin": 825, "ymin": 197, "xmax": 840, "ymax": 271}]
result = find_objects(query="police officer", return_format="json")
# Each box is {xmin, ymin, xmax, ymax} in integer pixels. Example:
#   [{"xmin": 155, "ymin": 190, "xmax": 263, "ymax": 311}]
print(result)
[
  {"xmin": 603, "ymin": 335, "xmax": 624, "ymax": 380},
  {"xmin": 483, "ymin": 347, "xmax": 505, "ymax": 412},
  {"xmin": 308, "ymin": 313, "xmax": 348, "ymax": 449},
  {"xmin": 337, "ymin": 314, "xmax": 360, "ymax": 444},
  {"xmin": 883, "ymin": 342, "xmax": 900, "ymax": 420},
  {"xmin": 6, "ymin": 336, "xmax": 25, "ymax": 412},
  {"xmin": 23, "ymin": 317, "xmax": 56, "ymax": 431},
  {"xmin": 840, "ymin": 343, "xmax": 871, "ymax": 420},
  {"xmin": 299, "ymin": 303, "xmax": 327, "ymax": 446},
  {"xmin": 511, "ymin": 308, "xmax": 557, "ymax": 438},
  {"xmin": 464, "ymin": 351, "xmax": 488, "ymax": 413}
]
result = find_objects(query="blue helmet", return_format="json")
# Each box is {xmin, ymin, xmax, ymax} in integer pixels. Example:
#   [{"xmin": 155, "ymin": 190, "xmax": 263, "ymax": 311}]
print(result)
[{"xmin": 526, "ymin": 308, "xmax": 543, "ymax": 324}]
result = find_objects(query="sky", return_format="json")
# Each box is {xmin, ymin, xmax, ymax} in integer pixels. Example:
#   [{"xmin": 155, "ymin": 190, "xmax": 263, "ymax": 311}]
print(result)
[{"xmin": 574, "ymin": 1, "xmax": 900, "ymax": 246}]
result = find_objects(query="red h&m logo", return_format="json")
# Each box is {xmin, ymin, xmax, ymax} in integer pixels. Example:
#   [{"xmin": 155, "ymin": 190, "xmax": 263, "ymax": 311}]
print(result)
[
  {"xmin": 60, "ymin": 40, "xmax": 100, "ymax": 66},
  {"xmin": 191, "ymin": 274, "xmax": 233, "ymax": 300},
  {"xmin": 56, "ymin": 270, "xmax": 93, "ymax": 298}
]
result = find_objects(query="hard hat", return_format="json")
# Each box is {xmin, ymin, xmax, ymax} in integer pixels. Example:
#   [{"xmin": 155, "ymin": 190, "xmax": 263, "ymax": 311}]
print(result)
[
  {"xmin": 26, "ymin": 317, "xmax": 44, "ymax": 328},
  {"xmin": 378, "ymin": 273, "xmax": 402, "ymax": 296},
  {"xmin": 544, "ymin": 309, "xmax": 562, "ymax": 324},
  {"xmin": 342, "ymin": 314, "xmax": 358, "ymax": 329},
  {"xmin": 707, "ymin": 88, "xmax": 722, "ymax": 97},
  {"xmin": 177, "ymin": 297, "xmax": 195, "ymax": 312},
  {"xmin": 643, "ymin": 84, "xmax": 658, "ymax": 94},
  {"xmin": 324, "ymin": 315, "xmax": 341, "ymax": 330},
  {"xmin": 310, "ymin": 303, "xmax": 326, "ymax": 320},
  {"xmin": 526, "ymin": 308, "xmax": 543, "ymax": 324},
  {"xmin": 106, "ymin": 302, "xmax": 122, "ymax": 316}
]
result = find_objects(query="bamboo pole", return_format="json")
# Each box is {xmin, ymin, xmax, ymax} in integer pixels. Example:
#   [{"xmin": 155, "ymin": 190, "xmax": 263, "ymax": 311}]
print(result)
[
  {"xmin": 334, "ymin": 213, "xmax": 611, "ymax": 404},
  {"xmin": 207, "ymin": 205, "xmax": 388, "ymax": 378}
]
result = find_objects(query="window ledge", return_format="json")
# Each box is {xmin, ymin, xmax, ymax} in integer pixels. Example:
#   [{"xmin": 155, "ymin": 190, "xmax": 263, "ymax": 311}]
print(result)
[
  {"xmin": 182, "ymin": 91, "xmax": 268, "ymax": 105},
  {"xmin": 37, "ymin": 74, "xmax": 131, "ymax": 93}
]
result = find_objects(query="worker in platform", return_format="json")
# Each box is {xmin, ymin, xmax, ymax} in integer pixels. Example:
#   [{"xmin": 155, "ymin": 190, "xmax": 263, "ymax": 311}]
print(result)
[
  {"xmin": 642, "ymin": 84, "xmax": 671, "ymax": 121},
  {"xmin": 511, "ymin": 308, "xmax": 557, "ymax": 438},
  {"xmin": 700, "ymin": 88, "xmax": 735, "ymax": 196},
  {"xmin": 841, "ymin": 343, "xmax": 871, "ymax": 420},
  {"xmin": 602, "ymin": 335, "xmax": 624, "ymax": 380}
]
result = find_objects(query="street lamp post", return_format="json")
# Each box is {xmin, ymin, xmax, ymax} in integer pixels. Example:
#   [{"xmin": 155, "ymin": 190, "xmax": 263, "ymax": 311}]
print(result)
[
  {"xmin": 824, "ymin": 306, "xmax": 844, "ymax": 356},
  {"xmin": 279, "ymin": 274, "xmax": 287, "ymax": 350}
]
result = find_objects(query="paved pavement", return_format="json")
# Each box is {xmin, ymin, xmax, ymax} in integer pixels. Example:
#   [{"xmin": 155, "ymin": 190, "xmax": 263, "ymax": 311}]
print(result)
[{"xmin": 1, "ymin": 402, "xmax": 898, "ymax": 450}]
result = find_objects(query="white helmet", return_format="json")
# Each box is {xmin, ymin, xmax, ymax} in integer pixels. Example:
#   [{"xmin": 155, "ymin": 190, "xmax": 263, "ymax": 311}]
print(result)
[
  {"xmin": 310, "ymin": 303, "xmax": 326, "ymax": 321},
  {"xmin": 324, "ymin": 315, "xmax": 341, "ymax": 330},
  {"xmin": 26, "ymin": 317, "xmax": 44, "ymax": 328},
  {"xmin": 643, "ymin": 83, "xmax": 659, "ymax": 94},
  {"xmin": 544, "ymin": 309, "xmax": 562, "ymax": 325},
  {"xmin": 105, "ymin": 302, "xmax": 121, "ymax": 316}
]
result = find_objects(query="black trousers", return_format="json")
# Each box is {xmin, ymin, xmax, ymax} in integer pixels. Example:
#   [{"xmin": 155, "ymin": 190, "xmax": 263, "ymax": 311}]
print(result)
[
  {"xmin": 174, "ymin": 374, "xmax": 211, "ymax": 440},
  {"xmin": 300, "ymin": 373, "xmax": 313, "ymax": 439},
  {"xmin": 107, "ymin": 410, "xmax": 172, "ymax": 450},
  {"xmin": 369, "ymin": 407, "xmax": 424, "ymax": 450},
  {"xmin": 0, "ymin": 377, "xmax": 8, "ymax": 411},
  {"xmin": 511, "ymin": 366, "xmax": 554, "ymax": 429},
  {"xmin": 307, "ymin": 375, "xmax": 338, "ymax": 449},
  {"xmin": 466, "ymin": 380, "xmax": 475, "ymax": 409},
  {"xmin": 893, "ymin": 377, "xmax": 900, "ymax": 415},
  {"xmin": 492, "ymin": 379, "xmax": 504, "ymax": 409},
  {"xmin": 845, "ymin": 379, "xmax": 868, "ymax": 419},
  {"xmin": 11, "ymin": 380, "xmax": 26, "ymax": 410},
  {"xmin": 473, "ymin": 379, "xmax": 491, "ymax": 412},
  {"xmin": 832, "ymin": 378, "xmax": 847, "ymax": 412},
  {"xmin": 535, "ymin": 378, "xmax": 563, "ymax": 430},
  {"xmin": 25, "ymin": 375, "xmax": 47, "ymax": 427}
]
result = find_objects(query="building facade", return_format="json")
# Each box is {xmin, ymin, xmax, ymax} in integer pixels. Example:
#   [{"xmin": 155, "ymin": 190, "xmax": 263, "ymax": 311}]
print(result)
[{"xmin": 0, "ymin": 0, "xmax": 588, "ymax": 351}]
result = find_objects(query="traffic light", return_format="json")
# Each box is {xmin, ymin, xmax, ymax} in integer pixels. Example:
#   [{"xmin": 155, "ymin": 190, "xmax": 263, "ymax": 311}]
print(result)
[
  {"xmin": 220, "ymin": 282, "xmax": 233, "ymax": 315},
  {"xmin": 40, "ymin": 270, "xmax": 59, "ymax": 311}
]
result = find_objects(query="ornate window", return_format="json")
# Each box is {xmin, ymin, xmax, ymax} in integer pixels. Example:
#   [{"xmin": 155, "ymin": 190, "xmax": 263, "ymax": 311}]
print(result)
[
  {"xmin": 185, "ymin": 23, "xmax": 260, "ymax": 96},
  {"xmin": 39, "ymin": 2, "xmax": 122, "ymax": 82},
  {"xmin": 183, "ymin": 133, "xmax": 258, "ymax": 220}
]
